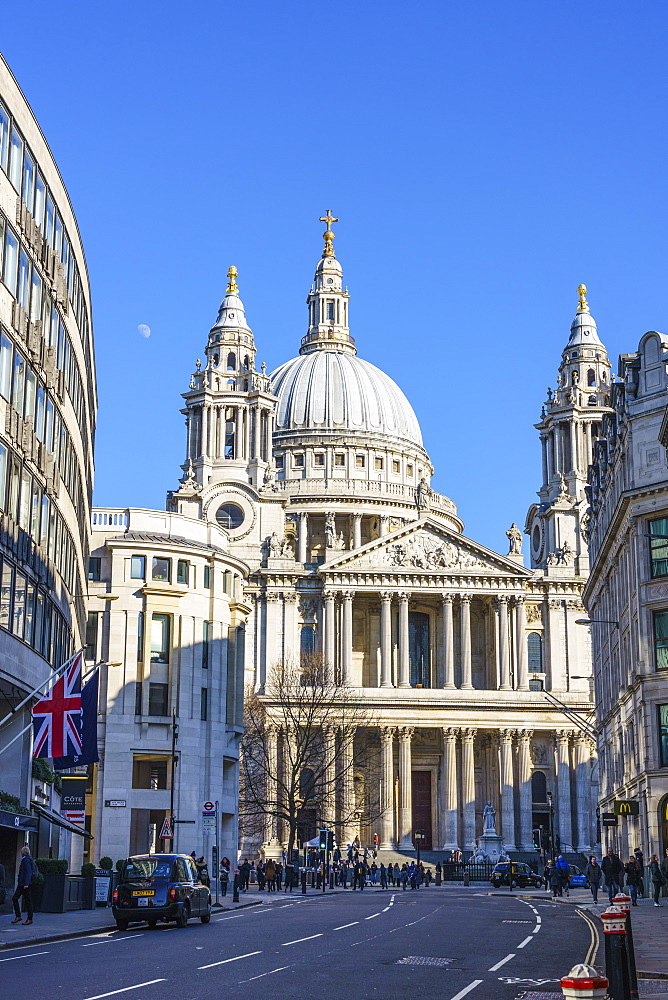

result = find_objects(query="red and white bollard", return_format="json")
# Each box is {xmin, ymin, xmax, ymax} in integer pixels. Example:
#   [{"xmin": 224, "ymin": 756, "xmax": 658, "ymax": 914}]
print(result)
[
  {"xmin": 601, "ymin": 905, "xmax": 631, "ymax": 1000},
  {"xmin": 612, "ymin": 893, "xmax": 639, "ymax": 1000},
  {"xmin": 560, "ymin": 963, "xmax": 609, "ymax": 998}
]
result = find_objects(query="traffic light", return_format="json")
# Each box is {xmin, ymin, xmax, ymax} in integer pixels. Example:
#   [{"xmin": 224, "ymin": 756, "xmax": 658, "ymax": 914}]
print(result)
[
  {"xmin": 327, "ymin": 830, "xmax": 334, "ymax": 852},
  {"xmin": 532, "ymin": 827, "xmax": 541, "ymax": 851},
  {"xmin": 319, "ymin": 829, "xmax": 328, "ymax": 851}
]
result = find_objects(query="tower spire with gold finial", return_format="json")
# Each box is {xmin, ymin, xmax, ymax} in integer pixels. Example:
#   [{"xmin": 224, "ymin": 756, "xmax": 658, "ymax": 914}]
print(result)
[
  {"xmin": 319, "ymin": 210, "xmax": 339, "ymax": 258},
  {"xmin": 576, "ymin": 283, "xmax": 589, "ymax": 313},
  {"xmin": 226, "ymin": 265, "xmax": 239, "ymax": 294}
]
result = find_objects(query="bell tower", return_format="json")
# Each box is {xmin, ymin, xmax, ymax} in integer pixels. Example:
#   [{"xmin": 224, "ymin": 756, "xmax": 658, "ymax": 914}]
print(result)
[
  {"xmin": 525, "ymin": 285, "xmax": 612, "ymax": 573},
  {"xmin": 300, "ymin": 210, "xmax": 355, "ymax": 356}
]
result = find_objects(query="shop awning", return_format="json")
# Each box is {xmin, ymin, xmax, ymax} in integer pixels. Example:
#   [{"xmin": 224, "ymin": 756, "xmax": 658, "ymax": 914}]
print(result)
[{"xmin": 33, "ymin": 804, "xmax": 93, "ymax": 839}]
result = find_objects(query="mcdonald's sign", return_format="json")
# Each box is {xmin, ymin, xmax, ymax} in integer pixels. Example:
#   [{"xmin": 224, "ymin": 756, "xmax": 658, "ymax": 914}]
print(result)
[{"xmin": 614, "ymin": 800, "xmax": 639, "ymax": 816}]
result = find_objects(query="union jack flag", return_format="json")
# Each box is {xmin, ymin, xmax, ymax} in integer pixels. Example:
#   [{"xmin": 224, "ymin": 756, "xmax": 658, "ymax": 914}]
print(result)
[{"xmin": 32, "ymin": 652, "xmax": 83, "ymax": 759}]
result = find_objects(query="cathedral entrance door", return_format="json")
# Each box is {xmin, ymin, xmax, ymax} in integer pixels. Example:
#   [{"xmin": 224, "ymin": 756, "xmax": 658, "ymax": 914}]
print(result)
[
  {"xmin": 409, "ymin": 612, "xmax": 430, "ymax": 687},
  {"xmin": 411, "ymin": 771, "xmax": 432, "ymax": 850}
]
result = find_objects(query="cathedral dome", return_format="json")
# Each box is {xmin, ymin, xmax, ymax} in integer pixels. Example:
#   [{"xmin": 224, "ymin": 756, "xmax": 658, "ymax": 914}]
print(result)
[{"xmin": 270, "ymin": 350, "xmax": 424, "ymax": 449}]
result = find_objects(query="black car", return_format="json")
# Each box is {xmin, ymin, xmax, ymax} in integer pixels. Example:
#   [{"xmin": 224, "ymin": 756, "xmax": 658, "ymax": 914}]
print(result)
[
  {"xmin": 112, "ymin": 854, "xmax": 211, "ymax": 930},
  {"xmin": 490, "ymin": 862, "xmax": 543, "ymax": 888}
]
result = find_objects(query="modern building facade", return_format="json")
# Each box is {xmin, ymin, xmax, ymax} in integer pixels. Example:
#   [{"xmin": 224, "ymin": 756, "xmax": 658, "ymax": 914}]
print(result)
[
  {"xmin": 85, "ymin": 508, "xmax": 250, "ymax": 863},
  {"xmin": 584, "ymin": 329, "xmax": 668, "ymax": 860},
  {"xmin": 168, "ymin": 219, "xmax": 600, "ymax": 860},
  {"xmin": 0, "ymin": 55, "xmax": 96, "ymax": 881}
]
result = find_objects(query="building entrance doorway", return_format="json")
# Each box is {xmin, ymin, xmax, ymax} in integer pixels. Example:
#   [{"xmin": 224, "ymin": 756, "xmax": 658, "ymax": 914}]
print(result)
[
  {"xmin": 409, "ymin": 612, "xmax": 430, "ymax": 687},
  {"xmin": 659, "ymin": 795, "xmax": 668, "ymax": 858},
  {"xmin": 411, "ymin": 771, "xmax": 432, "ymax": 850}
]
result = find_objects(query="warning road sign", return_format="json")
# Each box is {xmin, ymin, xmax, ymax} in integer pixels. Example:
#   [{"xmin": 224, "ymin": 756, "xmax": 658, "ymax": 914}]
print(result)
[{"xmin": 160, "ymin": 818, "xmax": 174, "ymax": 839}]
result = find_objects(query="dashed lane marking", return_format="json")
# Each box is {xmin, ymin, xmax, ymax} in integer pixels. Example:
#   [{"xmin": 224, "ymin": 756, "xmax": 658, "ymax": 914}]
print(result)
[
  {"xmin": 449, "ymin": 980, "xmax": 483, "ymax": 1000},
  {"xmin": 365, "ymin": 912, "xmax": 380, "ymax": 920},
  {"xmin": 238, "ymin": 966, "xmax": 291, "ymax": 984},
  {"xmin": 488, "ymin": 953, "xmax": 515, "ymax": 972},
  {"xmin": 82, "ymin": 935, "xmax": 144, "ymax": 947},
  {"xmin": 0, "ymin": 951, "xmax": 50, "ymax": 962},
  {"xmin": 216, "ymin": 914, "xmax": 245, "ymax": 921},
  {"xmin": 281, "ymin": 934, "xmax": 323, "ymax": 946},
  {"xmin": 80, "ymin": 980, "xmax": 166, "ymax": 1000},
  {"xmin": 198, "ymin": 951, "xmax": 262, "ymax": 969},
  {"xmin": 517, "ymin": 935, "xmax": 534, "ymax": 948},
  {"xmin": 333, "ymin": 922, "xmax": 359, "ymax": 931}
]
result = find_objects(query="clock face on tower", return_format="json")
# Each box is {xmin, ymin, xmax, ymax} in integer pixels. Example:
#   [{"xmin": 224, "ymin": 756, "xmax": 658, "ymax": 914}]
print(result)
[{"xmin": 531, "ymin": 519, "xmax": 544, "ymax": 562}]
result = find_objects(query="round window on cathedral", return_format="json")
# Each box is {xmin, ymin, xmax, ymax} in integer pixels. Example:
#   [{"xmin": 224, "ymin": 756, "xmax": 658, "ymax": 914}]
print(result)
[
  {"xmin": 532, "ymin": 524, "xmax": 541, "ymax": 551},
  {"xmin": 216, "ymin": 502, "xmax": 244, "ymax": 530}
]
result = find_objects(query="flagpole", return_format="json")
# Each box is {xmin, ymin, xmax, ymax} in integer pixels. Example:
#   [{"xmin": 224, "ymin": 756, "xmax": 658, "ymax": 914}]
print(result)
[
  {"xmin": 0, "ymin": 648, "xmax": 84, "ymax": 734},
  {"xmin": 0, "ymin": 721, "xmax": 32, "ymax": 758}
]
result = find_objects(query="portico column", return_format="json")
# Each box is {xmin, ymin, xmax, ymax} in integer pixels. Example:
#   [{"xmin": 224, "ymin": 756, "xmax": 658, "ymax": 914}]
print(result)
[
  {"xmin": 397, "ymin": 727, "xmax": 414, "ymax": 849},
  {"xmin": 461, "ymin": 728, "xmax": 476, "ymax": 848},
  {"xmin": 379, "ymin": 516, "xmax": 388, "ymax": 537},
  {"xmin": 379, "ymin": 727, "xmax": 395, "ymax": 849},
  {"xmin": 322, "ymin": 726, "xmax": 336, "ymax": 828},
  {"xmin": 352, "ymin": 513, "xmax": 362, "ymax": 550},
  {"xmin": 555, "ymin": 731, "xmax": 573, "ymax": 852},
  {"xmin": 441, "ymin": 727, "xmax": 459, "ymax": 850},
  {"xmin": 441, "ymin": 596, "xmax": 455, "ymax": 689},
  {"xmin": 235, "ymin": 406, "xmax": 243, "ymax": 459},
  {"xmin": 380, "ymin": 591, "xmax": 393, "ymax": 688},
  {"xmin": 341, "ymin": 591, "xmax": 354, "ymax": 686},
  {"xmin": 398, "ymin": 593, "xmax": 411, "ymax": 688},
  {"xmin": 574, "ymin": 736, "xmax": 592, "ymax": 852},
  {"xmin": 340, "ymin": 726, "xmax": 356, "ymax": 846},
  {"xmin": 460, "ymin": 595, "xmax": 473, "ymax": 690},
  {"xmin": 540, "ymin": 433, "xmax": 548, "ymax": 487},
  {"xmin": 517, "ymin": 730, "xmax": 534, "ymax": 850},
  {"xmin": 298, "ymin": 512, "xmax": 308, "ymax": 564},
  {"xmin": 283, "ymin": 592, "xmax": 298, "ymax": 664},
  {"xmin": 499, "ymin": 728, "xmax": 516, "ymax": 851},
  {"xmin": 263, "ymin": 593, "xmax": 279, "ymax": 682},
  {"xmin": 515, "ymin": 596, "xmax": 529, "ymax": 691},
  {"xmin": 496, "ymin": 596, "xmax": 511, "ymax": 690},
  {"xmin": 324, "ymin": 591, "xmax": 336, "ymax": 679},
  {"xmin": 264, "ymin": 725, "xmax": 280, "ymax": 844}
]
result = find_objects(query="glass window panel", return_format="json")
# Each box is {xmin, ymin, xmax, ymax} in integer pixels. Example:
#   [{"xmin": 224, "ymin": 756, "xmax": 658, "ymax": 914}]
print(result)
[
  {"xmin": 659, "ymin": 705, "xmax": 668, "ymax": 768},
  {"xmin": 18, "ymin": 468, "xmax": 31, "ymax": 530},
  {"xmin": 130, "ymin": 555, "xmax": 146, "ymax": 579},
  {"xmin": 202, "ymin": 620, "xmax": 210, "ymax": 669},
  {"xmin": 34, "ymin": 171, "xmax": 46, "ymax": 227},
  {"xmin": 45, "ymin": 193, "xmax": 54, "ymax": 247},
  {"xmin": 0, "ymin": 442, "xmax": 6, "ymax": 511},
  {"xmin": 0, "ymin": 332, "xmax": 12, "ymax": 400},
  {"xmin": 12, "ymin": 571, "xmax": 26, "ymax": 638},
  {"xmin": 528, "ymin": 632, "xmax": 543, "ymax": 672},
  {"xmin": 148, "ymin": 683, "xmax": 168, "ymax": 716},
  {"xmin": 48, "ymin": 501, "xmax": 56, "ymax": 562},
  {"xmin": 0, "ymin": 101, "xmax": 9, "ymax": 171},
  {"xmin": 650, "ymin": 518, "xmax": 668, "ymax": 578},
  {"xmin": 0, "ymin": 214, "xmax": 4, "ymax": 274},
  {"xmin": 200, "ymin": 687, "xmax": 208, "ymax": 721},
  {"xmin": 30, "ymin": 482, "xmax": 41, "ymax": 537},
  {"xmin": 9, "ymin": 125, "xmax": 23, "ymax": 190},
  {"xmin": 88, "ymin": 557, "xmax": 101, "ymax": 582},
  {"xmin": 40, "ymin": 494, "xmax": 49, "ymax": 548},
  {"xmin": 24, "ymin": 583, "xmax": 35, "ymax": 647},
  {"xmin": 34, "ymin": 590, "xmax": 44, "ymax": 653},
  {"xmin": 54, "ymin": 212, "xmax": 63, "ymax": 260},
  {"xmin": 3, "ymin": 227, "xmax": 18, "ymax": 295},
  {"xmin": 24, "ymin": 367, "xmax": 36, "ymax": 420},
  {"xmin": 22, "ymin": 150, "xmax": 34, "ymax": 210},
  {"xmin": 18, "ymin": 249, "xmax": 30, "ymax": 310},
  {"xmin": 177, "ymin": 559, "xmax": 189, "ymax": 584},
  {"xmin": 137, "ymin": 611, "xmax": 144, "ymax": 661},
  {"xmin": 654, "ymin": 610, "xmax": 668, "ymax": 670},
  {"xmin": 35, "ymin": 385, "xmax": 45, "ymax": 440},
  {"xmin": 151, "ymin": 557, "xmax": 170, "ymax": 582},
  {"xmin": 150, "ymin": 613, "xmax": 170, "ymax": 663},
  {"xmin": 43, "ymin": 601, "xmax": 52, "ymax": 661},
  {"xmin": 0, "ymin": 561, "xmax": 12, "ymax": 630},
  {"xmin": 85, "ymin": 612, "xmax": 99, "ymax": 661},
  {"xmin": 8, "ymin": 454, "xmax": 20, "ymax": 520},
  {"xmin": 30, "ymin": 268, "xmax": 42, "ymax": 322},
  {"xmin": 44, "ymin": 396, "xmax": 53, "ymax": 449},
  {"xmin": 12, "ymin": 349, "xmax": 25, "ymax": 415}
]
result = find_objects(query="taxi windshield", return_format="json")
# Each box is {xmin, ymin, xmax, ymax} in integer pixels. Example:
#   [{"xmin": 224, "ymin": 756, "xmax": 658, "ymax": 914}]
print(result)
[{"xmin": 122, "ymin": 858, "xmax": 173, "ymax": 881}]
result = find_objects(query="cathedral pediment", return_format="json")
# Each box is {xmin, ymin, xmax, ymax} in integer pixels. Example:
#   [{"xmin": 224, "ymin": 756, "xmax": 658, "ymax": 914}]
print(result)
[{"xmin": 321, "ymin": 517, "xmax": 532, "ymax": 577}]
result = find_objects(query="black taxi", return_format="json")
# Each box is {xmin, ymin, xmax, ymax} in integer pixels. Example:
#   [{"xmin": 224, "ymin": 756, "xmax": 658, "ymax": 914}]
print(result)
[{"xmin": 112, "ymin": 854, "xmax": 211, "ymax": 930}]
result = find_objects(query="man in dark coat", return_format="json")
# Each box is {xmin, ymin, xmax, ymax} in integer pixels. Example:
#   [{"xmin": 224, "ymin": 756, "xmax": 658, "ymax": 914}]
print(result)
[
  {"xmin": 601, "ymin": 847, "xmax": 624, "ymax": 903},
  {"xmin": 11, "ymin": 846, "xmax": 36, "ymax": 925}
]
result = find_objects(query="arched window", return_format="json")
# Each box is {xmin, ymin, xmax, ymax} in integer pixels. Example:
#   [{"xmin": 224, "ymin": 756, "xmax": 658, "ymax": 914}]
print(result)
[
  {"xmin": 587, "ymin": 369, "xmax": 596, "ymax": 386},
  {"xmin": 300, "ymin": 625, "xmax": 315, "ymax": 658},
  {"xmin": 243, "ymin": 355, "xmax": 250, "ymax": 369},
  {"xmin": 527, "ymin": 632, "xmax": 543, "ymax": 673},
  {"xmin": 531, "ymin": 770, "xmax": 548, "ymax": 803},
  {"xmin": 588, "ymin": 395, "xmax": 597, "ymax": 406},
  {"xmin": 226, "ymin": 352, "xmax": 236, "ymax": 371}
]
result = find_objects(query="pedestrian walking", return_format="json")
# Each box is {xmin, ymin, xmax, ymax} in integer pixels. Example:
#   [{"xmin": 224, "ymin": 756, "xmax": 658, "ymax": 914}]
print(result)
[
  {"xmin": 634, "ymin": 847, "xmax": 645, "ymax": 897},
  {"xmin": 265, "ymin": 860, "xmax": 275, "ymax": 892},
  {"xmin": 240, "ymin": 859, "xmax": 252, "ymax": 891},
  {"xmin": 11, "ymin": 846, "xmax": 36, "ymax": 925},
  {"xmin": 650, "ymin": 854, "xmax": 667, "ymax": 906},
  {"xmin": 555, "ymin": 855, "xmax": 570, "ymax": 897},
  {"xmin": 380, "ymin": 863, "xmax": 388, "ymax": 889},
  {"xmin": 400, "ymin": 864, "xmax": 408, "ymax": 890},
  {"xmin": 275, "ymin": 862, "xmax": 283, "ymax": 891},
  {"xmin": 394, "ymin": 863, "xmax": 401, "ymax": 885},
  {"xmin": 624, "ymin": 856, "xmax": 642, "ymax": 906},
  {"xmin": 585, "ymin": 856, "xmax": 602, "ymax": 903},
  {"xmin": 661, "ymin": 848, "xmax": 668, "ymax": 895},
  {"xmin": 219, "ymin": 859, "xmax": 230, "ymax": 897},
  {"xmin": 549, "ymin": 863, "xmax": 562, "ymax": 899},
  {"xmin": 256, "ymin": 863, "xmax": 266, "ymax": 891},
  {"xmin": 601, "ymin": 847, "xmax": 624, "ymax": 903}
]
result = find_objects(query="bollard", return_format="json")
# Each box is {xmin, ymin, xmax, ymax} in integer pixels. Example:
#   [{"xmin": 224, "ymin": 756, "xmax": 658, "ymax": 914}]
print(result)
[
  {"xmin": 560, "ymin": 963, "xmax": 609, "ymax": 999},
  {"xmin": 601, "ymin": 905, "xmax": 631, "ymax": 1000},
  {"xmin": 613, "ymin": 894, "xmax": 638, "ymax": 1000},
  {"xmin": 301, "ymin": 870, "xmax": 307, "ymax": 895},
  {"xmin": 232, "ymin": 871, "xmax": 240, "ymax": 903},
  {"xmin": 435, "ymin": 871, "xmax": 442, "ymax": 886},
  {"xmin": 463, "ymin": 871, "xmax": 470, "ymax": 887}
]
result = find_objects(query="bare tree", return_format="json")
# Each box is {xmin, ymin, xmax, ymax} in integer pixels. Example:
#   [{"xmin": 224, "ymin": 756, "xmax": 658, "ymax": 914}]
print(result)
[{"xmin": 240, "ymin": 652, "xmax": 380, "ymax": 856}]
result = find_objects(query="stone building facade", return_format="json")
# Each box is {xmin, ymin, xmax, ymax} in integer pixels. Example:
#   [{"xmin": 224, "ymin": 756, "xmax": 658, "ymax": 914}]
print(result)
[
  {"xmin": 584, "ymin": 329, "xmax": 668, "ymax": 860},
  {"xmin": 167, "ymin": 220, "xmax": 601, "ymax": 859}
]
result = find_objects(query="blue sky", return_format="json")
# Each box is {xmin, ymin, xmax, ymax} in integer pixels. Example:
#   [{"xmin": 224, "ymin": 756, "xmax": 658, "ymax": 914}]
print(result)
[{"xmin": 3, "ymin": 1, "xmax": 668, "ymax": 553}]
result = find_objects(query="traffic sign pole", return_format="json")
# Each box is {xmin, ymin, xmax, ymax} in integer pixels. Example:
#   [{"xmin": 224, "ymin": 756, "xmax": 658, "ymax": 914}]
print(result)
[{"xmin": 214, "ymin": 800, "xmax": 220, "ymax": 907}]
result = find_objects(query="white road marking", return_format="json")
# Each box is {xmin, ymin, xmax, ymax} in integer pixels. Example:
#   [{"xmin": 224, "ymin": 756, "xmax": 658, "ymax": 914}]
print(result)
[
  {"xmin": 198, "ymin": 951, "xmax": 262, "ymax": 969},
  {"xmin": 281, "ymin": 933, "xmax": 323, "ymax": 946},
  {"xmin": 82, "ymin": 935, "xmax": 144, "ymax": 947},
  {"xmin": 488, "ymin": 953, "xmax": 515, "ymax": 971},
  {"xmin": 238, "ymin": 965, "xmax": 291, "ymax": 983},
  {"xmin": 333, "ymin": 921, "xmax": 358, "ymax": 930},
  {"xmin": 449, "ymin": 981, "xmax": 483, "ymax": 1000},
  {"xmin": 535, "ymin": 915, "xmax": 541, "ymax": 923},
  {"xmin": 532, "ymin": 925, "xmax": 541, "ymax": 933},
  {"xmin": 216, "ymin": 914, "xmax": 245, "ymax": 921},
  {"xmin": 382, "ymin": 906, "xmax": 390, "ymax": 912},
  {"xmin": 279, "ymin": 904, "xmax": 294, "ymax": 908},
  {"xmin": 0, "ymin": 951, "xmax": 49, "ymax": 962},
  {"xmin": 517, "ymin": 936, "xmax": 533, "ymax": 949},
  {"xmin": 365, "ymin": 912, "xmax": 380, "ymax": 920},
  {"xmin": 81, "ymin": 980, "xmax": 166, "ymax": 1000}
]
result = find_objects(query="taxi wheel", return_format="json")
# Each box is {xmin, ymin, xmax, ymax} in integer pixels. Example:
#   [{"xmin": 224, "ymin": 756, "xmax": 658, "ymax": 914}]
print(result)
[
  {"xmin": 116, "ymin": 919, "xmax": 129, "ymax": 931},
  {"xmin": 201, "ymin": 906, "xmax": 211, "ymax": 924},
  {"xmin": 175, "ymin": 909, "xmax": 189, "ymax": 928}
]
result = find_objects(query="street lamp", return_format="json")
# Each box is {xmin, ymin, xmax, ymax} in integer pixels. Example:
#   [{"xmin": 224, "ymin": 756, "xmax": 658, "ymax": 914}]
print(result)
[
  {"xmin": 546, "ymin": 791, "xmax": 555, "ymax": 862},
  {"xmin": 574, "ymin": 618, "xmax": 619, "ymax": 628},
  {"xmin": 413, "ymin": 830, "xmax": 425, "ymax": 866}
]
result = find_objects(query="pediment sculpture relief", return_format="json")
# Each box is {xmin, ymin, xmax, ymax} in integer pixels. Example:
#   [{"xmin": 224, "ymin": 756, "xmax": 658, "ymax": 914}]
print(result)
[{"xmin": 383, "ymin": 532, "xmax": 484, "ymax": 571}]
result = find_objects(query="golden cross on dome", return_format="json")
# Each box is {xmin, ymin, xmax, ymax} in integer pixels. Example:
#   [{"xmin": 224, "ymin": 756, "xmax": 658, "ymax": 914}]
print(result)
[
  {"xmin": 227, "ymin": 265, "xmax": 239, "ymax": 294},
  {"xmin": 577, "ymin": 283, "xmax": 588, "ymax": 313},
  {"xmin": 319, "ymin": 210, "xmax": 339, "ymax": 258}
]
